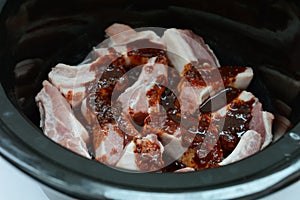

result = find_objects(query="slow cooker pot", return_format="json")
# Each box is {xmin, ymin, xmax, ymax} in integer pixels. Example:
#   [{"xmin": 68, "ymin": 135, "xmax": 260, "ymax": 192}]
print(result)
[{"xmin": 0, "ymin": 0, "xmax": 300, "ymax": 199}]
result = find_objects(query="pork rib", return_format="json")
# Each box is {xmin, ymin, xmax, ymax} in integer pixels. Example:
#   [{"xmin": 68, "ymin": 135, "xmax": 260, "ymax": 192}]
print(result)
[
  {"xmin": 161, "ymin": 28, "xmax": 220, "ymax": 73},
  {"xmin": 174, "ymin": 167, "xmax": 195, "ymax": 173},
  {"xmin": 179, "ymin": 66, "xmax": 253, "ymax": 114},
  {"xmin": 215, "ymin": 91, "xmax": 273, "ymax": 152},
  {"xmin": 249, "ymin": 103, "xmax": 274, "ymax": 149},
  {"xmin": 49, "ymin": 44, "xmax": 140, "ymax": 108},
  {"xmin": 115, "ymin": 58, "xmax": 168, "ymax": 133},
  {"xmin": 116, "ymin": 134, "xmax": 164, "ymax": 171},
  {"xmin": 35, "ymin": 23, "xmax": 275, "ymax": 172},
  {"xmin": 219, "ymin": 130, "xmax": 262, "ymax": 165},
  {"xmin": 48, "ymin": 63, "xmax": 96, "ymax": 107},
  {"xmin": 93, "ymin": 123, "xmax": 124, "ymax": 165},
  {"xmin": 80, "ymin": 97, "xmax": 125, "ymax": 165},
  {"xmin": 105, "ymin": 23, "xmax": 164, "ymax": 48},
  {"xmin": 176, "ymin": 90, "xmax": 273, "ymax": 169},
  {"xmin": 216, "ymin": 92, "xmax": 274, "ymax": 165},
  {"xmin": 143, "ymin": 113, "xmax": 187, "ymax": 162},
  {"xmin": 35, "ymin": 81, "xmax": 90, "ymax": 158},
  {"xmin": 48, "ymin": 46, "xmax": 127, "ymax": 108}
]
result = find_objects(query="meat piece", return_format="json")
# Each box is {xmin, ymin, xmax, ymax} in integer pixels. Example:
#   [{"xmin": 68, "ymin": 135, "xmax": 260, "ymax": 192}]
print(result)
[
  {"xmin": 87, "ymin": 55, "xmax": 140, "ymax": 137},
  {"xmin": 211, "ymin": 91, "xmax": 273, "ymax": 152},
  {"xmin": 143, "ymin": 107, "xmax": 221, "ymax": 170},
  {"xmin": 116, "ymin": 134, "xmax": 164, "ymax": 171},
  {"xmin": 179, "ymin": 66, "xmax": 253, "ymax": 114},
  {"xmin": 104, "ymin": 24, "xmax": 167, "ymax": 65},
  {"xmin": 214, "ymin": 91, "xmax": 273, "ymax": 161},
  {"xmin": 143, "ymin": 90, "xmax": 266, "ymax": 170},
  {"xmin": 177, "ymin": 90, "xmax": 261, "ymax": 169},
  {"xmin": 115, "ymin": 140, "xmax": 138, "ymax": 171},
  {"xmin": 112, "ymin": 110, "xmax": 140, "ymax": 137},
  {"xmin": 35, "ymin": 81, "xmax": 90, "ymax": 158},
  {"xmin": 105, "ymin": 23, "xmax": 133, "ymax": 37},
  {"xmin": 249, "ymin": 103, "xmax": 274, "ymax": 149},
  {"xmin": 219, "ymin": 130, "xmax": 262, "ymax": 165},
  {"xmin": 179, "ymin": 132, "xmax": 223, "ymax": 170},
  {"xmin": 105, "ymin": 23, "xmax": 163, "ymax": 48},
  {"xmin": 48, "ymin": 63, "xmax": 96, "ymax": 107},
  {"xmin": 174, "ymin": 167, "xmax": 195, "ymax": 173},
  {"xmin": 115, "ymin": 58, "xmax": 168, "ymax": 130},
  {"xmin": 212, "ymin": 90, "xmax": 256, "ymax": 121},
  {"xmin": 82, "ymin": 49, "xmax": 169, "ymax": 163},
  {"xmin": 93, "ymin": 123, "xmax": 124, "ymax": 165},
  {"xmin": 216, "ymin": 91, "xmax": 256, "ymax": 155},
  {"xmin": 229, "ymin": 67, "xmax": 254, "ymax": 89},
  {"xmin": 143, "ymin": 114, "xmax": 187, "ymax": 161},
  {"xmin": 49, "ymin": 45, "xmax": 133, "ymax": 108},
  {"xmin": 35, "ymin": 23, "xmax": 276, "ymax": 172},
  {"xmin": 81, "ymin": 97, "xmax": 125, "ymax": 164},
  {"xmin": 161, "ymin": 28, "xmax": 220, "ymax": 73},
  {"xmin": 49, "ymin": 46, "xmax": 126, "ymax": 107},
  {"xmin": 179, "ymin": 81, "xmax": 209, "ymax": 115},
  {"xmin": 87, "ymin": 46, "xmax": 127, "ymax": 61},
  {"xmin": 161, "ymin": 132, "xmax": 187, "ymax": 160},
  {"xmin": 261, "ymin": 112, "xmax": 274, "ymax": 149}
]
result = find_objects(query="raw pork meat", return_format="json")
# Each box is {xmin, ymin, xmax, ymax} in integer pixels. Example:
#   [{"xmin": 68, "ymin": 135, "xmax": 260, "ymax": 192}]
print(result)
[
  {"xmin": 36, "ymin": 23, "xmax": 276, "ymax": 172},
  {"xmin": 35, "ymin": 81, "xmax": 90, "ymax": 158}
]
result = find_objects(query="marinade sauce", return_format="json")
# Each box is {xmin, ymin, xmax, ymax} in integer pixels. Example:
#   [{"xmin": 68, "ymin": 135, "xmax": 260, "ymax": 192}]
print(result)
[{"xmin": 91, "ymin": 44, "xmax": 253, "ymax": 171}]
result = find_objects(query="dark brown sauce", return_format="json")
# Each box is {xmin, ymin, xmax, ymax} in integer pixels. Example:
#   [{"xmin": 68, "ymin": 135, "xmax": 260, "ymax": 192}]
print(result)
[
  {"xmin": 182, "ymin": 63, "xmax": 207, "ymax": 87},
  {"xmin": 92, "ymin": 47, "xmax": 165, "ymax": 126},
  {"xmin": 161, "ymin": 89, "xmax": 181, "ymax": 123},
  {"xmin": 175, "ymin": 88, "xmax": 254, "ymax": 170},
  {"xmin": 179, "ymin": 132, "xmax": 223, "ymax": 170},
  {"xmin": 146, "ymin": 84, "xmax": 166, "ymax": 107},
  {"xmin": 162, "ymin": 160, "xmax": 186, "ymax": 172},
  {"xmin": 127, "ymin": 39, "xmax": 166, "ymax": 56},
  {"xmin": 91, "ymin": 42, "xmax": 253, "ymax": 172},
  {"xmin": 124, "ymin": 134, "xmax": 133, "ymax": 147},
  {"xmin": 160, "ymin": 68, "xmax": 181, "ymax": 123},
  {"xmin": 183, "ymin": 64, "xmax": 247, "ymax": 87},
  {"xmin": 90, "ymin": 51, "xmax": 123, "ymax": 72},
  {"xmin": 200, "ymin": 87, "xmax": 242, "ymax": 113},
  {"xmin": 219, "ymin": 98, "xmax": 254, "ymax": 156},
  {"xmin": 219, "ymin": 66, "xmax": 247, "ymax": 86},
  {"xmin": 93, "ymin": 60, "xmax": 126, "ymax": 126},
  {"xmin": 133, "ymin": 137, "xmax": 163, "ymax": 171}
]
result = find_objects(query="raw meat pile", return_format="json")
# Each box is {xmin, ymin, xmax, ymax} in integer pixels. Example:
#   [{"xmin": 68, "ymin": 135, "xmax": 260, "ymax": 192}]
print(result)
[{"xmin": 35, "ymin": 23, "xmax": 274, "ymax": 172}]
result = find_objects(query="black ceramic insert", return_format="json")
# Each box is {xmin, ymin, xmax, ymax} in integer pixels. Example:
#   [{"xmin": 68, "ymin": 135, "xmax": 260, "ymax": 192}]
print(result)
[{"xmin": 0, "ymin": 1, "xmax": 299, "ymax": 199}]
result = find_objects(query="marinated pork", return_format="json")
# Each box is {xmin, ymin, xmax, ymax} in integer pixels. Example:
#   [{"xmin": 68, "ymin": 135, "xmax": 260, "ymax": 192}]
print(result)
[
  {"xmin": 115, "ymin": 57, "xmax": 168, "ymax": 133},
  {"xmin": 161, "ymin": 28, "xmax": 220, "ymax": 72},
  {"xmin": 35, "ymin": 81, "xmax": 91, "ymax": 158},
  {"xmin": 116, "ymin": 134, "xmax": 164, "ymax": 171},
  {"xmin": 179, "ymin": 65, "xmax": 253, "ymax": 114},
  {"xmin": 36, "ymin": 23, "xmax": 275, "ymax": 172}
]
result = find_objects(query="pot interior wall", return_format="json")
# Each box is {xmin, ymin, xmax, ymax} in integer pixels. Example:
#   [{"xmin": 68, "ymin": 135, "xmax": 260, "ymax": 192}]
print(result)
[{"xmin": 1, "ymin": 0, "xmax": 299, "ymax": 129}]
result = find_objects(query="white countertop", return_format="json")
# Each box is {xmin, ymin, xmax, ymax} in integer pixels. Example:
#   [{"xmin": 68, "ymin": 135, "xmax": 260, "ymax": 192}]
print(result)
[
  {"xmin": 0, "ymin": 156, "xmax": 49, "ymax": 200},
  {"xmin": 0, "ymin": 155, "xmax": 299, "ymax": 200}
]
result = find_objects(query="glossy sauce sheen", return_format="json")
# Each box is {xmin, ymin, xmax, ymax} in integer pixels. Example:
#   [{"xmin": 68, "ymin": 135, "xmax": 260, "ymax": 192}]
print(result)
[
  {"xmin": 133, "ymin": 137, "xmax": 163, "ymax": 171},
  {"xmin": 93, "ymin": 58, "xmax": 127, "ymax": 125},
  {"xmin": 183, "ymin": 64, "xmax": 247, "ymax": 87},
  {"xmin": 91, "ymin": 45, "xmax": 253, "ymax": 171},
  {"xmin": 219, "ymin": 98, "xmax": 254, "ymax": 156}
]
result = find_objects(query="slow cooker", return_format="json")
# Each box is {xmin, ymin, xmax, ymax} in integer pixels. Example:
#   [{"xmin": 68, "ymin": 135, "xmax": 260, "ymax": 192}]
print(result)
[{"xmin": 0, "ymin": 0, "xmax": 299, "ymax": 199}]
